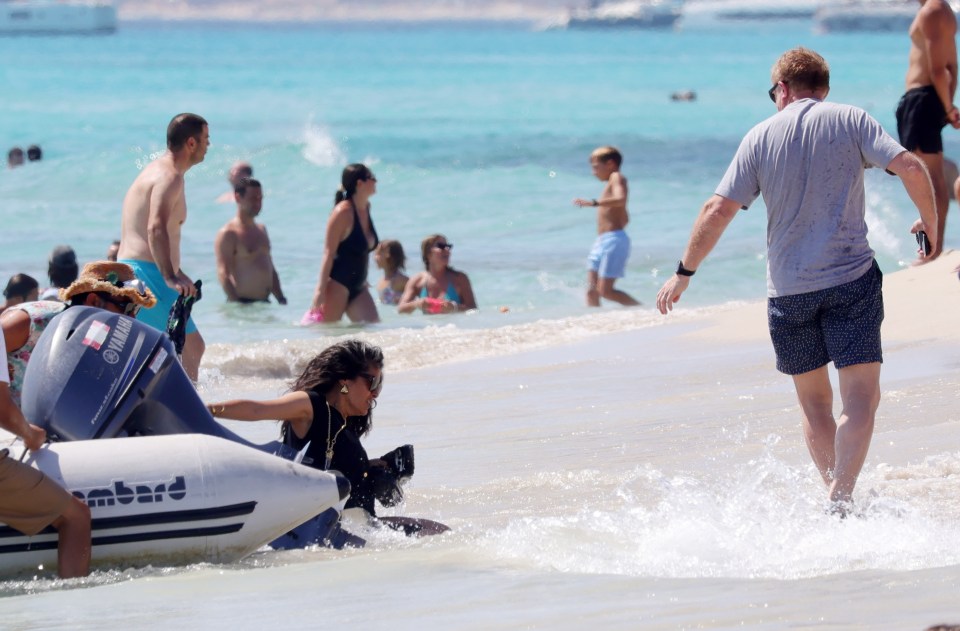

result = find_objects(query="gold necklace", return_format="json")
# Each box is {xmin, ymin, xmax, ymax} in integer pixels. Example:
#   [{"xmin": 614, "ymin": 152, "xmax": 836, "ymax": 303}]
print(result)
[{"xmin": 324, "ymin": 401, "xmax": 347, "ymax": 470}]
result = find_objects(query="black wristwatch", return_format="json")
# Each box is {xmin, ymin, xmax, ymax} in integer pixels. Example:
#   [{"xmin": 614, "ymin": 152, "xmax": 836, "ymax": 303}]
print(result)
[{"xmin": 675, "ymin": 260, "xmax": 696, "ymax": 277}]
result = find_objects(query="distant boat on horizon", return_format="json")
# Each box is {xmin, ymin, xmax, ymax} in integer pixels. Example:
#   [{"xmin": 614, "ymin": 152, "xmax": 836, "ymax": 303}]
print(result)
[
  {"xmin": 0, "ymin": 0, "xmax": 116, "ymax": 35},
  {"xmin": 684, "ymin": 0, "xmax": 817, "ymax": 22},
  {"xmin": 544, "ymin": 0, "xmax": 684, "ymax": 30}
]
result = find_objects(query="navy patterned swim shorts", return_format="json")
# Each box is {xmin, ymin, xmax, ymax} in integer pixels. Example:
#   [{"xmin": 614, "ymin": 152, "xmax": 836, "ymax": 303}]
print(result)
[{"xmin": 767, "ymin": 261, "xmax": 883, "ymax": 375}]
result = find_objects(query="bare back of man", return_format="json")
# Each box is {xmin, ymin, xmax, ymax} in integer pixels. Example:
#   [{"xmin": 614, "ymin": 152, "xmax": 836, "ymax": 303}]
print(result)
[
  {"xmin": 118, "ymin": 155, "xmax": 186, "ymax": 273},
  {"xmin": 900, "ymin": 0, "xmax": 960, "ymax": 258}
]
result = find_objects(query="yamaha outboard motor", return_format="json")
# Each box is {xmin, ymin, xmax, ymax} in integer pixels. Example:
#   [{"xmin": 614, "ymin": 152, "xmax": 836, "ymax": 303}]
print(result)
[{"xmin": 21, "ymin": 306, "xmax": 257, "ymax": 447}]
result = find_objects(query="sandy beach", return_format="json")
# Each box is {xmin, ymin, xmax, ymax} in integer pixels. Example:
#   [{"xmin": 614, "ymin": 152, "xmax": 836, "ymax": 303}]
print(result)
[{"xmin": 1, "ymin": 253, "xmax": 959, "ymax": 629}]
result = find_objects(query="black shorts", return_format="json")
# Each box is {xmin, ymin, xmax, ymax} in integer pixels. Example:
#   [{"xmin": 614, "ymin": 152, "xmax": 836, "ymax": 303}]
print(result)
[
  {"xmin": 767, "ymin": 261, "xmax": 884, "ymax": 375},
  {"xmin": 896, "ymin": 86, "xmax": 947, "ymax": 153}
]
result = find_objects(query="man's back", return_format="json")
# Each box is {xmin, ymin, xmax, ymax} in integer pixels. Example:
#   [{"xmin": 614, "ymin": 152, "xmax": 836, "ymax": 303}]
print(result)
[
  {"xmin": 719, "ymin": 99, "xmax": 903, "ymax": 296},
  {"xmin": 118, "ymin": 156, "xmax": 184, "ymax": 267},
  {"xmin": 906, "ymin": 0, "xmax": 958, "ymax": 90}
]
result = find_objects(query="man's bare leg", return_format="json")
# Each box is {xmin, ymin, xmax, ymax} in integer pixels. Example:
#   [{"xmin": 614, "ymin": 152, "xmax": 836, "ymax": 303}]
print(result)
[
  {"xmin": 598, "ymin": 278, "xmax": 640, "ymax": 306},
  {"xmin": 586, "ymin": 270, "xmax": 601, "ymax": 307},
  {"xmin": 916, "ymin": 149, "xmax": 948, "ymax": 257},
  {"xmin": 182, "ymin": 331, "xmax": 205, "ymax": 383},
  {"xmin": 830, "ymin": 362, "xmax": 881, "ymax": 503},
  {"xmin": 52, "ymin": 497, "xmax": 91, "ymax": 578},
  {"xmin": 792, "ymin": 366, "xmax": 837, "ymax": 487}
]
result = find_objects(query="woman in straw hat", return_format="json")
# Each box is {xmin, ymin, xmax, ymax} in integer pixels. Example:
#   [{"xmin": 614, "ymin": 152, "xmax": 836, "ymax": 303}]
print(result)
[{"xmin": 1, "ymin": 261, "xmax": 156, "ymax": 407}]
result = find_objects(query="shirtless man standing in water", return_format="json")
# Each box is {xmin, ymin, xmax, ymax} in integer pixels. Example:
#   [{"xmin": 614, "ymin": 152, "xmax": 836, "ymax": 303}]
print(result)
[
  {"xmin": 118, "ymin": 113, "xmax": 209, "ymax": 382},
  {"xmin": 214, "ymin": 177, "xmax": 287, "ymax": 304},
  {"xmin": 897, "ymin": 0, "xmax": 960, "ymax": 259}
]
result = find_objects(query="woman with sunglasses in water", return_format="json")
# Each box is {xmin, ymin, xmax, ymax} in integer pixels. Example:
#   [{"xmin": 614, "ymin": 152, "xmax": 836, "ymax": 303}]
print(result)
[
  {"xmin": 205, "ymin": 339, "xmax": 448, "ymax": 544},
  {"xmin": 397, "ymin": 234, "xmax": 477, "ymax": 315},
  {"xmin": 0, "ymin": 261, "xmax": 157, "ymax": 408},
  {"xmin": 303, "ymin": 164, "xmax": 380, "ymax": 325}
]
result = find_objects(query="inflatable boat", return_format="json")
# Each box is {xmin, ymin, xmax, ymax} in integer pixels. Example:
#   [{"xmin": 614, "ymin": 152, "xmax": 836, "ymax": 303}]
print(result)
[
  {"xmin": 0, "ymin": 434, "xmax": 348, "ymax": 577},
  {"xmin": 0, "ymin": 307, "xmax": 351, "ymax": 577}
]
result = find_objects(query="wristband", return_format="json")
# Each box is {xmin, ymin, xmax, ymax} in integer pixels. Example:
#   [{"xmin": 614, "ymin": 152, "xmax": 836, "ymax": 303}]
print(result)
[{"xmin": 676, "ymin": 260, "xmax": 696, "ymax": 277}]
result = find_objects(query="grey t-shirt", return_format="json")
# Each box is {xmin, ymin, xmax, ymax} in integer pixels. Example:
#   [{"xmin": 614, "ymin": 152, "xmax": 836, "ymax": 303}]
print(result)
[{"xmin": 716, "ymin": 98, "xmax": 905, "ymax": 297}]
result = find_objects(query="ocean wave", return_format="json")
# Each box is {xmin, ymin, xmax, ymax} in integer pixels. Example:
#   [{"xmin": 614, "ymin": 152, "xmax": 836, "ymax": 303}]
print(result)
[{"xmin": 201, "ymin": 304, "xmax": 738, "ymax": 380}]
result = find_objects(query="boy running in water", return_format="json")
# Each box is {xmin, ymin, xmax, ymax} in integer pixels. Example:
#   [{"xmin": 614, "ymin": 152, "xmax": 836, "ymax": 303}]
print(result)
[{"xmin": 573, "ymin": 146, "xmax": 640, "ymax": 307}]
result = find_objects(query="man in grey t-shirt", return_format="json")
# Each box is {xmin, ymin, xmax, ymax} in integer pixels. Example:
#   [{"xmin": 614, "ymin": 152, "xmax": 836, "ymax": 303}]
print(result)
[{"xmin": 656, "ymin": 47, "xmax": 938, "ymax": 511}]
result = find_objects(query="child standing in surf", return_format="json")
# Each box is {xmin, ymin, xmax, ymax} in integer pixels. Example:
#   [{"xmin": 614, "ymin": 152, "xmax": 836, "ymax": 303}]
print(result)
[{"xmin": 573, "ymin": 146, "xmax": 641, "ymax": 307}]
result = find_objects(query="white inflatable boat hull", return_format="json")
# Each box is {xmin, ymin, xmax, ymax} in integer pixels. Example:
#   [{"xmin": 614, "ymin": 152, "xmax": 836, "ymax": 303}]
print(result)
[{"xmin": 0, "ymin": 434, "xmax": 347, "ymax": 577}]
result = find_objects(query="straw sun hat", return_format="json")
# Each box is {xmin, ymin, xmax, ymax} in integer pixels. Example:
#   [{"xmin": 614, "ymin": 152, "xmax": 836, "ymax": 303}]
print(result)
[{"xmin": 59, "ymin": 261, "xmax": 157, "ymax": 309}]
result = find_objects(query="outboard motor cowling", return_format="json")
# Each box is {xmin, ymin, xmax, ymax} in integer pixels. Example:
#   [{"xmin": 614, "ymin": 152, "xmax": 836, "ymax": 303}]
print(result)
[{"xmin": 21, "ymin": 307, "xmax": 251, "ymax": 446}]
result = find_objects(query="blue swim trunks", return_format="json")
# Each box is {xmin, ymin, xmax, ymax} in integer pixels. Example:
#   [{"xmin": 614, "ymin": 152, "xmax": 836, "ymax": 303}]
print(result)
[
  {"xmin": 119, "ymin": 259, "xmax": 198, "ymax": 335},
  {"xmin": 767, "ymin": 260, "xmax": 883, "ymax": 375},
  {"xmin": 587, "ymin": 230, "xmax": 631, "ymax": 279}
]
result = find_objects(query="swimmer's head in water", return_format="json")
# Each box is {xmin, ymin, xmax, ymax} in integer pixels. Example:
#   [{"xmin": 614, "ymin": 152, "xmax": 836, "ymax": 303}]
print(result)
[{"xmin": 376, "ymin": 239, "xmax": 406, "ymax": 272}]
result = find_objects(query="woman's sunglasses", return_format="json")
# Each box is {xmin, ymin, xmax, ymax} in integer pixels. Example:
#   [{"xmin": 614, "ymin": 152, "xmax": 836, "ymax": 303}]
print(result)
[
  {"xmin": 359, "ymin": 372, "xmax": 383, "ymax": 394},
  {"xmin": 433, "ymin": 242, "xmax": 453, "ymax": 251}
]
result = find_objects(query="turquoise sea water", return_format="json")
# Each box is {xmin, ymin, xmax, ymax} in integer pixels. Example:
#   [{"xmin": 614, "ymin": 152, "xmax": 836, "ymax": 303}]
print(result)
[
  {"xmin": 1, "ymin": 20, "xmax": 950, "ymax": 345},
  {"xmin": 2, "ymin": 19, "xmax": 960, "ymax": 630}
]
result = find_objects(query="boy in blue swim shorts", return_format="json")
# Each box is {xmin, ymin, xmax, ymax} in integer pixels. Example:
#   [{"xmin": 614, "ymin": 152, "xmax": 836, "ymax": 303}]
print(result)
[{"xmin": 573, "ymin": 146, "xmax": 641, "ymax": 307}]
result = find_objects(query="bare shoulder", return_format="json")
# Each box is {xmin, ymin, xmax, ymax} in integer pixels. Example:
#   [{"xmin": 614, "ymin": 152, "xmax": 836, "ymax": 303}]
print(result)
[
  {"xmin": 610, "ymin": 171, "xmax": 628, "ymax": 192},
  {"xmin": 0, "ymin": 308, "xmax": 31, "ymax": 350},
  {"xmin": 327, "ymin": 200, "xmax": 355, "ymax": 225},
  {"xmin": 216, "ymin": 220, "xmax": 239, "ymax": 239},
  {"xmin": 332, "ymin": 200, "xmax": 354, "ymax": 215},
  {"xmin": 156, "ymin": 164, "xmax": 185, "ymax": 191},
  {"xmin": 140, "ymin": 157, "xmax": 182, "ymax": 187},
  {"xmin": 920, "ymin": 0, "xmax": 957, "ymax": 30}
]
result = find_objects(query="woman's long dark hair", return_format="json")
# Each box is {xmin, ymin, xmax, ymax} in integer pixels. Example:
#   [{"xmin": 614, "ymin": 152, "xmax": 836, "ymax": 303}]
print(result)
[
  {"xmin": 287, "ymin": 339, "xmax": 384, "ymax": 437},
  {"xmin": 334, "ymin": 163, "xmax": 374, "ymax": 205}
]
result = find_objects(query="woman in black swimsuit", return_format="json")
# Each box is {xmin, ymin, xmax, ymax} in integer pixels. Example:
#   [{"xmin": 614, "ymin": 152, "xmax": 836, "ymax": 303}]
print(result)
[{"xmin": 305, "ymin": 164, "xmax": 380, "ymax": 324}]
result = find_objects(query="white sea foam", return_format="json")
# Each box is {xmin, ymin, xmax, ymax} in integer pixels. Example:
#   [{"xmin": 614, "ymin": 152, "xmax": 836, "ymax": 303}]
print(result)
[
  {"xmin": 200, "ymin": 304, "xmax": 735, "ymax": 384},
  {"xmin": 301, "ymin": 119, "xmax": 347, "ymax": 168}
]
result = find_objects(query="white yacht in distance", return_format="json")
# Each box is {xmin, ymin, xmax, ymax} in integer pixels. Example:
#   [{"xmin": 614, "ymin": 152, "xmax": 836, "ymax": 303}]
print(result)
[
  {"xmin": 684, "ymin": 0, "xmax": 818, "ymax": 22},
  {"xmin": 0, "ymin": 0, "xmax": 116, "ymax": 35},
  {"xmin": 816, "ymin": 0, "xmax": 959, "ymax": 33},
  {"xmin": 548, "ymin": 0, "xmax": 684, "ymax": 30}
]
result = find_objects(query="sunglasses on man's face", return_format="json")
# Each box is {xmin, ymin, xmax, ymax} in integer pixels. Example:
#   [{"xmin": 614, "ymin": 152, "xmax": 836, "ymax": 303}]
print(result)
[
  {"xmin": 359, "ymin": 372, "xmax": 383, "ymax": 394},
  {"xmin": 434, "ymin": 242, "xmax": 453, "ymax": 251}
]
